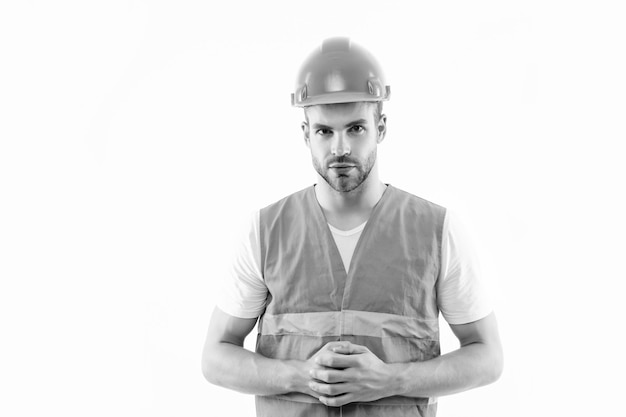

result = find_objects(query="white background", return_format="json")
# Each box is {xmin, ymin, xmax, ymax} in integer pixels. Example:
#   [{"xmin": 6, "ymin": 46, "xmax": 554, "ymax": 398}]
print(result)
[{"xmin": 1, "ymin": 1, "xmax": 624, "ymax": 416}]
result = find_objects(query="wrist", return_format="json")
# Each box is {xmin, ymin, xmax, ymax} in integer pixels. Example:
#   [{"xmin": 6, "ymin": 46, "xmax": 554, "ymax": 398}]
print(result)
[
  {"xmin": 281, "ymin": 359, "xmax": 309, "ymax": 393},
  {"xmin": 386, "ymin": 362, "xmax": 411, "ymax": 397}
]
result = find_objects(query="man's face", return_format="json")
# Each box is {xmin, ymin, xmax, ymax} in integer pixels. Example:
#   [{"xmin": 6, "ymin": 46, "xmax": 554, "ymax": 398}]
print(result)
[{"xmin": 303, "ymin": 102, "xmax": 385, "ymax": 193}]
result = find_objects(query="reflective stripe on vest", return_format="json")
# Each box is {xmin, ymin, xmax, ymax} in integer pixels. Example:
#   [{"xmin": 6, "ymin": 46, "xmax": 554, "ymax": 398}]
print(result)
[{"xmin": 256, "ymin": 185, "xmax": 446, "ymax": 417}]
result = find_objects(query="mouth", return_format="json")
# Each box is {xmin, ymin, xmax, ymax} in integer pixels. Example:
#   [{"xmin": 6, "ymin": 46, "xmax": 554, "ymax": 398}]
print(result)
[{"xmin": 329, "ymin": 164, "xmax": 356, "ymax": 169}]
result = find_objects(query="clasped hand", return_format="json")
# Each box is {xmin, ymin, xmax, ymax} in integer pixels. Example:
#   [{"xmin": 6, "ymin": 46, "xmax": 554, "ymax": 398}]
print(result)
[{"xmin": 305, "ymin": 341, "xmax": 397, "ymax": 407}]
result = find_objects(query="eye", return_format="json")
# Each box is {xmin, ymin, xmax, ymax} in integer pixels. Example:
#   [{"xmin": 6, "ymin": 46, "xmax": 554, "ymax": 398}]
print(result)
[
  {"xmin": 316, "ymin": 129, "xmax": 332, "ymax": 136},
  {"xmin": 349, "ymin": 125, "xmax": 365, "ymax": 134}
]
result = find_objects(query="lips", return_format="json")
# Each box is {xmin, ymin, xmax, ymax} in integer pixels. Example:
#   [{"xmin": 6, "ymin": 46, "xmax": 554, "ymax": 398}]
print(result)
[{"xmin": 329, "ymin": 163, "xmax": 355, "ymax": 169}]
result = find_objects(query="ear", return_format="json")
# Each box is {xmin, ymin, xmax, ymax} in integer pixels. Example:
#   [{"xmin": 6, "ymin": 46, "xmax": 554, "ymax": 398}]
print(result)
[
  {"xmin": 376, "ymin": 114, "xmax": 387, "ymax": 144},
  {"xmin": 302, "ymin": 121, "xmax": 310, "ymax": 147}
]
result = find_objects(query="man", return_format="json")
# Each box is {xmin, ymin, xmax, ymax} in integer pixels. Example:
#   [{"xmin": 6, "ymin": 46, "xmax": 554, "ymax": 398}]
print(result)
[{"xmin": 202, "ymin": 37, "xmax": 503, "ymax": 417}]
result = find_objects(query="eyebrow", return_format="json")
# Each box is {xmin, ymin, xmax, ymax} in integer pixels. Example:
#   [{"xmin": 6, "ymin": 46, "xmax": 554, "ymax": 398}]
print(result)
[{"xmin": 311, "ymin": 119, "xmax": 368, "ymax": 130}]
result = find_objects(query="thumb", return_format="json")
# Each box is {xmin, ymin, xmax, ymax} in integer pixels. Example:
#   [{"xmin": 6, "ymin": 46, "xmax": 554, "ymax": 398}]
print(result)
[{"xmin": 332, "ymin": 342, "xmax": 368, "ymax": 354}]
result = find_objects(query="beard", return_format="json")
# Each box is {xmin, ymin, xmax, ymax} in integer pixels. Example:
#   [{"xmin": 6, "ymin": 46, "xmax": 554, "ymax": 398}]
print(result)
[{"xmin": 312, "ymin": 149, "xmax": 377, "ymax": 193}]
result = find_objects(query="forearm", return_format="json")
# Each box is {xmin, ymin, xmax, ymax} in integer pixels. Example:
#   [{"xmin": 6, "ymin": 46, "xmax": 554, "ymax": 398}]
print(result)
[
  {"xmin": 390, "ymin": 341, "xmax": 503, "ymax": 398},
  {"xmin": 202, "ymin": 341, "xmax": 307, "ymax": 396}
]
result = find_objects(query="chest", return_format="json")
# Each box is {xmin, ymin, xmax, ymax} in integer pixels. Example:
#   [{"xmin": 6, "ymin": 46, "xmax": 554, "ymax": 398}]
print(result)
[{"xmin": 262, "ymin": 215, "xmax": 440, "ymax": 319}]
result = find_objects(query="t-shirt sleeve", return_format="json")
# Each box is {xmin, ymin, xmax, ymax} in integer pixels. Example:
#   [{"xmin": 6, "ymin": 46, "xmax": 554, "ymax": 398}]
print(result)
[
  {"xmin": 437, "ymin": 209, "xmax": 493, "ymax": 325},
  {"xmin": 216, "ymin": 210, "xmax": 268, "ymax": 319}
]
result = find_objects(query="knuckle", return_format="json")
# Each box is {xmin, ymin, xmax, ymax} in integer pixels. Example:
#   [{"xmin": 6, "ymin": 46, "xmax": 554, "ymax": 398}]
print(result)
[
  {"xmin": 331, "ymin": 372, "xmax": 344, "ymax": 383},
  {"xmin": 325, "ymin": 397, "xmax": 338, "ymax": 407},
  {"xmin": 315, "ymin": 353, "xmax": 328, "ymax": 365}
]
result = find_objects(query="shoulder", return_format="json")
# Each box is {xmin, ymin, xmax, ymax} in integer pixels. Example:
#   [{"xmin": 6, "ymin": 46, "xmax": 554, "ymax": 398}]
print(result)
[
  {"xmin": 388, "ymin": 185, "xmax": 446, "ymax": 209},
  {"xmin": 387, "ymin": 185, "xmax": 447, "ymax": 223},
  {"xmin": 259, "ymin": 185, "xmax": 315, "ymax": 223},
  {"xmin": 260, "ymin": 185, "xmax": 313, "ymax": 211}
]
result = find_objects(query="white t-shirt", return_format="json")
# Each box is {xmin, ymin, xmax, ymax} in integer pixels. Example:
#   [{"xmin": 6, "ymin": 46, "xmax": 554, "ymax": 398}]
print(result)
[{"xmin": 218, "ymin": 208, "xmax": 492, "ymax": 325}]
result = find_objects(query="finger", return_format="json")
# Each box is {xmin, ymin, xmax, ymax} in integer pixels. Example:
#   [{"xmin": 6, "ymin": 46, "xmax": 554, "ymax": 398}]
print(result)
[
  {"xmin": 331, "ymin": 342, "xmax": 369, "ymax": 355},
  {"xmin": 315, "ymin": 352, "xmax": 361, "ymax": 369},
  {"xmin": 308, "ymin": 381, "xmax": 354, "ymax": 397},
  {"xmin": 321, "ymin": 341, "xmax": 364, "ymax": 351},
  {"xmin": 319, "ymin": 393, "xmax": 354, "ymax": 408},
  {"xmin": 320, "ymin": 341, "xmax": 350, "ymax": 352},
  {"xmin": 309, "ymin": 368, "xmax": 349, "ymax": 383}
]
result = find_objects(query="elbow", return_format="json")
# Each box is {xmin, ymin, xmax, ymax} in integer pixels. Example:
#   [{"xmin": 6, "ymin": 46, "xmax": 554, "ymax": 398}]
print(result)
[
  {"xmin": 487, "ymin": 361, "xmax": 503, "ymax": 385},
  {"xmin": 201, "ymin": 360, "xmax": 214, "ymax": 385},
  {"xmin": 201, "ymin": 345, "xmax": 220, "ymax": 386},
  {"xmin": 486, "ymin": 344, "xmax": 504, "ymax": 384},
  {"xmin": 471, "ymin": 340, "xmax": 503, "ymax": 387},
  {"xmin": 202, "ymin": 361, "xmax": 223, "ymax": 387}
]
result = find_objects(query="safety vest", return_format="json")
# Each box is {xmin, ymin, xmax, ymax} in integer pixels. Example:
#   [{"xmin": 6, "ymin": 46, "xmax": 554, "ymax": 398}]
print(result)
[{"xmin": 256, "ymin": 184, "xmax": 446, "ymax": 417}]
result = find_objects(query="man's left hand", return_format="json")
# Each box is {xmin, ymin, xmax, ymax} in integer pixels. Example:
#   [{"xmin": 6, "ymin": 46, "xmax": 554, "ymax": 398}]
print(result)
[{"xmin": 307, "ymin": 341, "xmax": 399, "ymax": 407}]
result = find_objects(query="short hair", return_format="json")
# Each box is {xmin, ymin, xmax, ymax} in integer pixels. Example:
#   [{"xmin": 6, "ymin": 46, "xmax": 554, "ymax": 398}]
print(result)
[{"xmin": 304, "ymin": 101, "xmax": 383, "ymax": 124}]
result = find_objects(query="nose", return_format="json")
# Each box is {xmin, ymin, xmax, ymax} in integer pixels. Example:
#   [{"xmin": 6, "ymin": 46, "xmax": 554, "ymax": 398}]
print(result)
[{"xmin": 331, "ymin": 132, "xmax": 351, "ymax": 156}]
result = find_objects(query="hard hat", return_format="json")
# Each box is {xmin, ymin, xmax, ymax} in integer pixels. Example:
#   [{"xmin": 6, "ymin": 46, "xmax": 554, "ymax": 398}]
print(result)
[{"xmin": 291, "ymin": 37, "xmax": 391, "ymax": 107}]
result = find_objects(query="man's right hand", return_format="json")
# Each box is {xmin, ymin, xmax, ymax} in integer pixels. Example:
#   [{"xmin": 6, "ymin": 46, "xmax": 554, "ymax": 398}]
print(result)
[{"xmin": 294, "ymin": 341, "xmax": 356, "ymax": 399}]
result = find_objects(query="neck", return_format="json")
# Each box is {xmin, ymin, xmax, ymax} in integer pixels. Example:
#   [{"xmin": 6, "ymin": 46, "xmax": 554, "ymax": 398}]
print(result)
[{"xmin": 314, "ymin": 166, "xmax": 386, "ymax": 217}]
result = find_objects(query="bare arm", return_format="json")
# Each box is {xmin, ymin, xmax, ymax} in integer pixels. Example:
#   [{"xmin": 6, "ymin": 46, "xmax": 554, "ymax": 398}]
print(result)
[
  {"xmin": 393, "ymin": 311, "xmax": 503, "ymax": 397},
  {"xmin": 201, "ymin": 306, "xmax": 315, "ymax": 396},
  {"xmin": 308, "ymin": 312, "xmax": 503, "ymax": 406}
]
